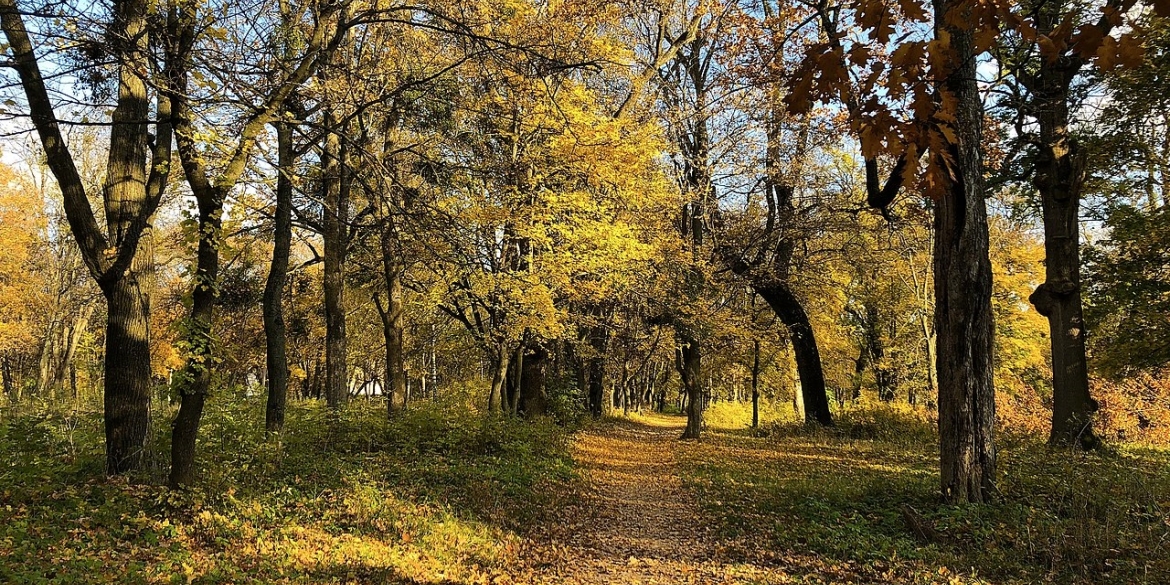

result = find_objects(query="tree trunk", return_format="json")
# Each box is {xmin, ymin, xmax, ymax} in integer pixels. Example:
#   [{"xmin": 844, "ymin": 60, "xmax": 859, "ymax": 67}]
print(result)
[
  {"xmin": 755, "ymin": 282, "xmax": 833, "ymax": 426},
  {"xmin": 678, "ymin": 336, "xmax": 703, "ymax": 438},
  {"xmin": 322, "ymin": 109, "xmax": 348, "ymax": 409},
  {"xmin": 2, "ymin": 355, "xmax": 14, "ymax": 401},
  {"xmin": 585, "ymin": 318, "xmax": 608, "ymax": 418},
  {"xmin": 104, "ymin": 276, "xmax": 153, "ymax": 474},
  {"xmin": 169, "ymin": 189, "xmax": 224, "ymax": 487},
  {"xmin": 264, "ymin": 121, "xmax": 293, "ymax": 432},
  {"xmin": 519, "ymin": 343, "xmax": 548, "ymax": 417},
  {"xmin": 752, "ymin": 338, "xmax": 761, "ymax": 429},
  {"xmin": 933, "ymin": 0, "xmax": 997, "ymax": 503},
  {"xmin": 587, "ymin": 355, "xmax": 605, "ymax": 419},
  {"xmin": 488, "ymin": 344, "xmax": 511, "ymax": 413},
  {"xmin": 507, "ymin": 344, "xmax": 524, "ymax": 414},
  {"xmin": 1027, "ymin": 7, "xmax": 1098, "ymax": 450},
  {"xmin": 1, "ymin": 0, "xmax": 173, "ymax": 475},
  {"xmin": 375, "ymin": 225, "xmax": 407, "ymax": 416},
  {"xmin": 49, "ymin": 309, "xmax": 89, "ymax": 396}
]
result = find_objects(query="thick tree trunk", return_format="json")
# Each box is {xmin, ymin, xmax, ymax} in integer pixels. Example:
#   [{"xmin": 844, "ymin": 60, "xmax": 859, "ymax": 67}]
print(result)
[
  {"xmin": 519, "ymin": 343, "xmax": 548, "ymax": 417},
  {"xmin": 755, "ymin": 282, "xmax": 833, "ymax": 426},
  {"xmin": 678, "ymin": 335, "xmax": 703, "ymax": 438},
  {"xmin": 322, "ymin": 110, "xmax": 348, "ymax": 409},
  {"xmin": 1031, "ymin": 138, "xmax": 1097, "ymax": 447},
  {"xmin": 506, "ymin": 344, "xmax": 524, "ymax": 414},
  {"xmin": 1027, "ymin": 11, "xmax": 1098, "ymax": 450},
  {"xmin": 752, "ymin": 338, "xmax": 761, "ymax": 428},
  {"xmin": 585, "ymin": 319, "xmax": 608, "ymax": 418},
  {"xmin": 264, "ymin": 121, "xmax": 293, "ymax": 432},
  {"xmin": 104, "ymin": 277, "xmax": 153, "ymax": 474},
  {"xmin": 587, "ymin": 355, "xmax": 605, "ymax": 418},
  {"xmin": 933, "ymin": 0, "xmax": 997, "ymax": 503},
  {"xmin": 488, "ymin": 344, "xmax": 511, "ymax": 413}
]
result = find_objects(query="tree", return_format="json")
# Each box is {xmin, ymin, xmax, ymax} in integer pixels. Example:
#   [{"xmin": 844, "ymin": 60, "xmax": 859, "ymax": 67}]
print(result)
[
  {"xmin": 784, "ymin": 0, "xmax": 1001, "ymax": 501},
  {"xmin": 264, "ymin": 119, "xmax": 295, "ymax": 432},
  {"xmin": 993, "ymin": 0, "xmax": 1148, "ymax": 449},
  {"xmin": 167, "ymin": 0, "xmax": 348, "ymax": 486},
  {"xmin": 1, "ymin": 0, "xmax": 174, "ymax": 473}
]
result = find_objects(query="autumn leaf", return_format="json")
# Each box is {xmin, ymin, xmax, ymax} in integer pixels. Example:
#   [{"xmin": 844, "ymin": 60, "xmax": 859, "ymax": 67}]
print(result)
[
  {"xmin": 1070, "ymin": 24, "xmax": 1106, "ymax": 56},
  {"xmin": 1097, "ymin": 35, "xmax": 1119, "ymax": 70},
  {"xmin": 891, "ymin": 41, "xmax": 926, "ymax": 71},
  {"xmin": 785, "ymin": 74, "xmax": 815, "ymax": 114},
  {"xmin": 1037, "ymin": 35, "xmax": 1061, "ymax": 63},
  {"xmin": 1116, "ymin": 33, "xmax": 1145, "ymax": 68},
  {"xmin": 937, "ymin": 123, "xmax": 958, "ymax": 145},
  {"xmin": 848, "ymin": 45, "xmax": 872, "ymax": 67},
  {"xmin": 899, "ymin": 0, "xmax": 929, "ymax": 22}
]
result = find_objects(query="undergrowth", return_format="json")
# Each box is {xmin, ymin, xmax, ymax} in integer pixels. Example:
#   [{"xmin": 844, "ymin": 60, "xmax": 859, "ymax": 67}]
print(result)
[{"xmin": 0, "ymin": 396, "xmax": 574, "ymax": 584}]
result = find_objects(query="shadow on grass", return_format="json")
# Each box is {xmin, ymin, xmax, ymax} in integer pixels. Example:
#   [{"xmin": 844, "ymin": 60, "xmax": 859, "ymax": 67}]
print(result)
[{"xmin": 678, "ymin": 418, "xmax": 1170, "ymax": 585}]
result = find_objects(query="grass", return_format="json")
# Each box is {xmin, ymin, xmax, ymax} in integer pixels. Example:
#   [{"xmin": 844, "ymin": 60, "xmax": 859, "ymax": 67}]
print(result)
[
  {"xmin": 0, "ymin": 395, "xmax": 575, "ymax": 584},
  {"xmin": 6, "ymin": 393, "xmax": 1170, "ymax": 584},
  {"xmin": 676, "ymin": 404, "xmax": 1170, "ymax": 584}
]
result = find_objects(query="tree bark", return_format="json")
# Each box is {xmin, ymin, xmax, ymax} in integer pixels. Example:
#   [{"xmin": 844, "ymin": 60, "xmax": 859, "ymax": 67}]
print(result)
[
  {"xmin": 678, "ymin": 336, "xmax": 703, "ymax": 438},
  {"xmin": 376, "ymin": 217, "xmax": 407, "ymax": 416},
  {"xmin": 751, "ymin": 338, "xmax": 761, "ymax": 428},
  {"xmin": 754, "ymin": 282, "xmax": 833, "ymax": 426},
  {"xmin": 105, "ymin": 277, "xmax": 153, "ymax": 473},
  {"xmin": 488, "ymin": 344, "xmax": 511, "ymax": 413},
  {"xmin": 933, "ymin": 0, "xmax": 997, "ymax": 503},
  {"xmin": 322, "ymin": 109, "xmax": 348, "ymax": 409},
  {"xmin": 169, "ymin": 189, "xmax": 223, "ymax": 487},
  {"xmin": 519, "ymin": 343, "xmax": 548, "ymax": 417},
  {"xmin": 264, "ymin": 121, "xmax": 294, "ymax": 432}
]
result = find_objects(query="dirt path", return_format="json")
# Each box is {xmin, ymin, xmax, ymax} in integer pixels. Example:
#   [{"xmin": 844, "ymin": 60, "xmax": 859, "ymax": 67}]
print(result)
[{"xmin": 517, "ymin": 414, "xmax": 784, "ymax": 584}]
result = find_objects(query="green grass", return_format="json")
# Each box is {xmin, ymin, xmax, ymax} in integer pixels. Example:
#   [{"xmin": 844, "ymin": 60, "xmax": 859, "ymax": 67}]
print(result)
[
  {"xmin": 0, "ymin": 396, "xmax": 575, "ymax": 584},
  {"xmin": 678, "ymin": 407, "xmax": 1170, "ymax": 584}
]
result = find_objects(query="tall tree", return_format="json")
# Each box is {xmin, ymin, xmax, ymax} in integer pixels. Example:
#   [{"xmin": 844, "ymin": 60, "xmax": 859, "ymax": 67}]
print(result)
[
  {"xmin": 929, "ymin": 0, "xmax": 997, "ymax": 503},
  {"xmin": 1, "ymin": 0, "xmax": 173, "ymax": 474},
  {"xmin": 264, "ymin": 119, "xmax": 296, "ymax": 432},
  {"xmin": 995, "ymin": 0, "xmax": 1145, "ymax": 448},
  {"xmin": 167, "ymin": 0, "xmax": 347, "ymax": 486},
  {"xmin": 786, "ymin": 0, "xmax": 1002, "ymax": 500}
]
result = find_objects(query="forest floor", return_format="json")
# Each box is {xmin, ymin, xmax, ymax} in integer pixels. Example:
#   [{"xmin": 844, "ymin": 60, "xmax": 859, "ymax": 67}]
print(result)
[
  {"xmin": 3, "ymin": 400, "xmax": 1169, "ymax": 584},
  {"xmin": 513, "ymin": 409, "xmax": 1170, "ymax": 585}
]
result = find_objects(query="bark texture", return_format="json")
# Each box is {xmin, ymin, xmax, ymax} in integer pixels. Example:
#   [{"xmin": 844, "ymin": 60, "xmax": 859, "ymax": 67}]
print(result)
[
  {"xmin": 264, "ymin": 121, "xmax": 294, "ymax": 432},
  {"xmin": 678, "ymin": 333, "xmax": 703, "ymax": 439},
  {"xmin": 322, "ymin": 109, "xmax": 348, "ymax": 409},
  {"xmin": 1024, "ymin": 2, "xmax": 1100, "ymax": 450},
  {"xmin": 754, "ymin": 282, "xmax": 833, "ymax": 426},
  {"xmin": 376, "ymin": 220, "xmax": 406, "ymax": 416},
  {"xmin": 933, "ymin": 0, "xmax": 997, "ymax": 503}
]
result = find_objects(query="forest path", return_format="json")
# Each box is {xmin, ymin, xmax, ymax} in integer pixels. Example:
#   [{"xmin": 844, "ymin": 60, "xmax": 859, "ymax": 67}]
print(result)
[{"xmin": 517, "ymin": 414, "xmax": 783, "ymax": 584}]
